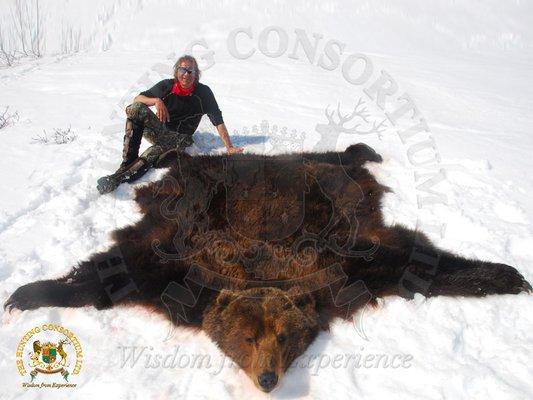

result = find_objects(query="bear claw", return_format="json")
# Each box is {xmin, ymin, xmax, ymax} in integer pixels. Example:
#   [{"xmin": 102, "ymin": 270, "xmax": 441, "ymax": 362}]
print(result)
[
  {"xmin": 3, "ymin": 285, "xmax": 40, "ymax": 312},
  {"xmin": 521, "ymin": 280, "xmax": 532, "ymax": 293}
]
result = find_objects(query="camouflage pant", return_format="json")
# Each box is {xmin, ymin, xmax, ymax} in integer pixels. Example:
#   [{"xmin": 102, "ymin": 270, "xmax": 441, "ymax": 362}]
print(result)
[{"xmin": 122, "ymin": 102, "xmax": 194, "ymax": 166}]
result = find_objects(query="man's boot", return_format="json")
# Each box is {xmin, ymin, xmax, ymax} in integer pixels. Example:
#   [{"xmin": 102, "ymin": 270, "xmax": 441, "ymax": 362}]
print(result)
[{"xmin": 96, "ymin": 157, "xmax": 152, "ymax": 194}]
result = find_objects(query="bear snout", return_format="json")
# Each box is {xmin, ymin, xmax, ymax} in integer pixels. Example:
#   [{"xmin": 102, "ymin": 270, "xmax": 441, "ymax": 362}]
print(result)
[{"xmin": 257, "ymin": 371, "xmax": 278, "ymax": 392}]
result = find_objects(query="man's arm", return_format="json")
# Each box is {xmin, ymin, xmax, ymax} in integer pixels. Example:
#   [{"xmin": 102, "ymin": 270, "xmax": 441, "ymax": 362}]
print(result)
[
  {"xmin": 133, "ymin": 79, "xmax": 173, "ymax": 122},
  {"xmin": 133, "ymin": 94, "xmax": 169, "ymax": 122},
  {"xmin": 215, "ymin": 123, "xmax": 243, "ymax": 154},
  {"xmin": 201, "ymin": 85, "xmax": 242, "ymax": 154},
  {"xmin": 133, "ymin": 94, "xmax": 158, "ymax": 106}
]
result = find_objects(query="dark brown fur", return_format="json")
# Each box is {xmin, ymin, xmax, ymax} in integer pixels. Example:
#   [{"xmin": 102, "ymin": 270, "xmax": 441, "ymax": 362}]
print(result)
[{"xmin": 5, "ymin": 143, "xmax": 531, "ymax": 392}]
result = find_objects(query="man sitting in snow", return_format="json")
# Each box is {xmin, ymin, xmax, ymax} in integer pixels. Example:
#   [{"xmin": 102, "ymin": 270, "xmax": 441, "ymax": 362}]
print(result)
[{"xmin": 97, "ymin": 54, "xmax": 243, "ymax": 194}]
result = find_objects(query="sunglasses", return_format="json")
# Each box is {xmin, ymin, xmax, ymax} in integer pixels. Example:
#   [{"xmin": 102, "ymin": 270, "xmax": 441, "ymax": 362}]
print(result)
[{"xmin": 177, "ymin": 66, "xmax": 196, "ymax": 76}]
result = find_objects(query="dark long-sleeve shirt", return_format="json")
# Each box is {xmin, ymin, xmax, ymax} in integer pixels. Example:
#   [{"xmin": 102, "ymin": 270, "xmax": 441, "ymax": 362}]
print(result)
[{"xmin": 140, "ymin": 79, "xmax": 224, "ymax": 135}]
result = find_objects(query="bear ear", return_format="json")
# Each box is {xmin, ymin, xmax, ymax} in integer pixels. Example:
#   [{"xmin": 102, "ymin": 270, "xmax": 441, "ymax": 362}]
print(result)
[
  {"xmin": 287, "ymin": 286, "xmax": 315, "ymax": 310},
  {"xmin": 216, "ymin": 289, "xmax": 238, "ymax": 307}
]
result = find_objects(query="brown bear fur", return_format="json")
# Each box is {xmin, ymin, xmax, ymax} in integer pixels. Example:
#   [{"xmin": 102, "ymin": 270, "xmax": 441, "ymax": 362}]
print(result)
[{"xmin": 5, "ymin": 143, "xmax": 531, "ymax": 392}]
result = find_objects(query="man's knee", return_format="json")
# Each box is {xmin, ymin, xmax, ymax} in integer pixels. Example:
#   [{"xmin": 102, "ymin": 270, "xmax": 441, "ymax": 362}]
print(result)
[
  {"xmin": 177, "ymin": 134, "xmax": 194, "ymax": 150},
  {"xmin": 125, "ymin": 102, "xmax": 149, "ymax": 119},
  {"xmin": 140, "ymin": 145, "xmax": 164, "ymax": 165}
]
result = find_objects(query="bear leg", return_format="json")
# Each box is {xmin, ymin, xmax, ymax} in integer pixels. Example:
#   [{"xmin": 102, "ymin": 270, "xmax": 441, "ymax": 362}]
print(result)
[
  {"xmin": 399, "ymin": 251, "xmax": 532, "ymax": 298},
  {"xmin": 4, "ymin": 279, "xmax": 111, "ymax": 312}
]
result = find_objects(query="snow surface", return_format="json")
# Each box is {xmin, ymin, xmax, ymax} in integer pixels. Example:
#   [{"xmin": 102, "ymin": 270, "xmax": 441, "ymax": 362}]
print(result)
[{"xmin": 1, "ymin": 0, "xmax": 532, "ymax": 399}]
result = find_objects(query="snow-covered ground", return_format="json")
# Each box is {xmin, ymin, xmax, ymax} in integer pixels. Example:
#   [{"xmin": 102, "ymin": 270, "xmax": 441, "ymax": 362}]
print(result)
[{"xmin": 1, "ymin": 1, "xmax": 532, "ymax": 399}]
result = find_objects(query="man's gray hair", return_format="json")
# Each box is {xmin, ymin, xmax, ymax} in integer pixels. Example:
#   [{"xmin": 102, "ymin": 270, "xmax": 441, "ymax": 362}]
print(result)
[{"xmin": 173, "ymin": 55, "xmax": 201, "ymax": 84}]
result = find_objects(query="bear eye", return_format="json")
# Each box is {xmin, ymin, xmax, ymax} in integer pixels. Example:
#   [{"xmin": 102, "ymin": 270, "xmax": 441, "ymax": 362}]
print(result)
[
  {"xmin": 245, "ymin": 337, "xmax": 255, "ymax": 344},
  {"xmin": 277, "ymin": 334, "xmax": 286, "ymax": 344}
]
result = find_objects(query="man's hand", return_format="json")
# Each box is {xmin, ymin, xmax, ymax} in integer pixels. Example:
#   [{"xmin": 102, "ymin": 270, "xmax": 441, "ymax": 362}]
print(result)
[
  {"xmin": 215, "ymin": 123, "xmax": 243, "ymax": 154},
  {"xmin": 154, "ymin": 98, "xmax": 170, "ymax": 123},
  {"xmin": 227, "ymin": 146, "xmax": 244, "ymax": 155}
]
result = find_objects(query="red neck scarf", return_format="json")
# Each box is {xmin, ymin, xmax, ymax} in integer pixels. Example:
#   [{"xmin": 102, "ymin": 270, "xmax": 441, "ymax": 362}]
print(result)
[{"xmin": 171, "ymin": 80, "xmax": 196, "ymax": 96}]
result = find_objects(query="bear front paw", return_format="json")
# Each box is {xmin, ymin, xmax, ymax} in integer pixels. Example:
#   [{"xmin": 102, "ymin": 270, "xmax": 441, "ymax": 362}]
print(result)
[
  {"xmin": 481, "ymin": 263, "xmax": 531, "ymax": 295},
  {"xmin": 4, "ymin": 284, "xmax": 42, "ymax": 312}
]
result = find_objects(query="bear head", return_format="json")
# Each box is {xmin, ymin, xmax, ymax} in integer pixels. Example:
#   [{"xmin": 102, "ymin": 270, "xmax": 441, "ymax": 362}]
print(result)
[{"xmin": 202, "ymin": 286, "xmax": 320, "ymax": 392}]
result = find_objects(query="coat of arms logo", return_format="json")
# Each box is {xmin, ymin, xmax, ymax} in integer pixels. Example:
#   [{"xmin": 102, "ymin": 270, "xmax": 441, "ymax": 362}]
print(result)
[{"xmin": 16, "ymin": 324, "xmax": 83, "ymax": 386}]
